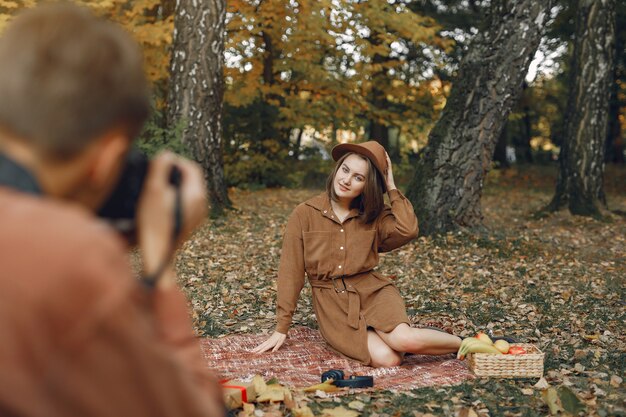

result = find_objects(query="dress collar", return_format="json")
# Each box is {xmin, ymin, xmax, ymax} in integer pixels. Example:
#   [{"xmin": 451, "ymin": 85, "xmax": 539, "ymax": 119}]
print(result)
[{"xmin": 305, "ymin": 192, "xmax": 361, "ymax": 224}]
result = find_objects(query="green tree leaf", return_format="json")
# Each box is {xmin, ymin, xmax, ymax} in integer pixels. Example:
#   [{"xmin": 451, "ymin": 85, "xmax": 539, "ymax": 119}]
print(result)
[{"xmin": 558, "ymin": 386, "xmax": 586, "ymax": 415}]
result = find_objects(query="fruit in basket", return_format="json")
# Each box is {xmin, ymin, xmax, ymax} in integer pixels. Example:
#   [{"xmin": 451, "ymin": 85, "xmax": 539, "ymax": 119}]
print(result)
[
  {"xmin": 494, "ymin": 339, "xmax": 510, "ymax": 354},
  {"xmin": 475, "ymin": 332, "xmax": 493, "ymax": 345},
  {"xmin": 508, "ymin": 346, "xmax": 527, "ymax": 355},
  {"xmin": 457, "ymin": 337, "xmax": 503, "ymax": 360}
]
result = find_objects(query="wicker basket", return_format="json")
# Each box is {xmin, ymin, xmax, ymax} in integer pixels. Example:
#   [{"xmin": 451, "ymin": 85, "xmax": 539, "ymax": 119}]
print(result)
[{"xmin": 467, "ymin": 343, "xmax": 544, "ymax": 378}]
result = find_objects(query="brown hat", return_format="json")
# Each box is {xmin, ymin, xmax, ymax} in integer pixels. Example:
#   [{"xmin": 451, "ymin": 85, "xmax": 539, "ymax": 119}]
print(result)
[{"xmin": 331, "ymin": 141, "xmax": 388, "ymax": 180}]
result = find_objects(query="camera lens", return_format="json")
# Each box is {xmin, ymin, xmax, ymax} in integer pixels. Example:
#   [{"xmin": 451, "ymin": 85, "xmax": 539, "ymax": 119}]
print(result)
[
  {"xmin": 97, "ymin": 148, "xmax": 149, "ymax": 233},
  {"xmin": 321, "ymin": 369, "xmax": 344, "ymax": 383}
]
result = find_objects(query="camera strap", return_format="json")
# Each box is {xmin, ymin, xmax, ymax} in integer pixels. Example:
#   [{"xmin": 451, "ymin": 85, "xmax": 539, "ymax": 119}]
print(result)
[
  {"xmin": 332, "ymin": 375, "xmax": 374, "ymax": 388},
  {"xmin": 170, "ymin": 166, "xmax": 182, "ymax": 239},
  {"xmin": 142, "ymin": 166, "xmax": 183, "ymax": 289}
]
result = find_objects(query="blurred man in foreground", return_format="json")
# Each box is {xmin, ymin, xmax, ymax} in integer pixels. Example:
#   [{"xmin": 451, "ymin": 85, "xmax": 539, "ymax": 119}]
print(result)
[{"xmin": 0, "ymin": 3, "xmax": 224, "ymax": 416}]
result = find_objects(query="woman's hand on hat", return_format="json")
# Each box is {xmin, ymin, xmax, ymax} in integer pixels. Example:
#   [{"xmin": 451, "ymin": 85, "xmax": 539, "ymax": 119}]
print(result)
[
  {"xmin": 385, "ymin": 152, "xmax": 397, "ymax": 192},
  {"xmin": 251, "ymin": 331, "xmax": 287, "ymax": 353}
]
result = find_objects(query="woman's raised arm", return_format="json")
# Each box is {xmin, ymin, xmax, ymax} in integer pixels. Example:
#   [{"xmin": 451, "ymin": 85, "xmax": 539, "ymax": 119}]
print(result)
[{"xmin": 378, "ymin": 153, "xmax": 419, "ymax": 252}]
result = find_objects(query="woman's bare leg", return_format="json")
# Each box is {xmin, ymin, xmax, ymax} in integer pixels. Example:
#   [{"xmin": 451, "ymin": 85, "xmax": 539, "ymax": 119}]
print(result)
[
  {"xmin": 367, "ymin": 329, "xmax": 404, "ymax": 367},
  {"xmin": 375, "ymin": 323, "xmax": 461, "ymax": 355}
]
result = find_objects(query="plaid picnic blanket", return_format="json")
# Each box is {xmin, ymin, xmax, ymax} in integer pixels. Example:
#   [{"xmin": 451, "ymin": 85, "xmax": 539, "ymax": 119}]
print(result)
[{"xmin": 200, "ymin": 327, "xmax": 474, "ymax": 391}]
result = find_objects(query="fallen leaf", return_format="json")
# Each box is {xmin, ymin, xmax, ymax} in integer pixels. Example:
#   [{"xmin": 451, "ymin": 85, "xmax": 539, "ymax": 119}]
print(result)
[
  {"xmin": 293, "ymin": 406, "xmax": 315, "ymax": 417},
  {"xmin": 263, "ymin": 408, "xmax": 284, "ymax": 417},
  {"xmin": 225, "ymin": 394, "xmax": 243, "ymax": 410},
  {"xmin": 557, "ymin": 386, "xmax": 586, "ymax": 415},
  {"xmin": 610, "ymin": 375, "xmax": 623, "ymax": 387},
  {"xmin": 314, "ymin": 390, "xmax": 330, "ymax": 398},
  {"xmin": 238, "ymin": 403, "xmax": 255, "ymax": 417},
  {"xmin": 283, "ymin": 391, "xmax": 297, "ymax": 410},
  {"xmin": 321, "ymin": 406, "xmax": 360, "ymax": 417},
  {"xmin": 348, "ymin": 400, "xmax": 366, "ymax": 411},
  {"xmin": 561, "ymin": 289, "xmax": 573, "ymax": 301},
  {"xmin": 253, "ymin": 375, "xmax": 268, "ymax": 397},
  {"xmin": 541, "ymin": 388, "xmax": 563, "ymax": 415},
  {"xmin": 534, "ymin": 377, "xmax": 550, "ymax": 390},
  {"xmin": 456, "ymin": 408, "xmax": 478, "ymax": 417},
  {"xmin": 301, "ymin": 380, "xmax": 340, "ymax": 393},
  {"xmin": 592, "ymin": 384, "xmax": 606, "ymax": 397},
  {"xmin": 256, "ymin": 384, "xmax": 291, "ymax": 403}
]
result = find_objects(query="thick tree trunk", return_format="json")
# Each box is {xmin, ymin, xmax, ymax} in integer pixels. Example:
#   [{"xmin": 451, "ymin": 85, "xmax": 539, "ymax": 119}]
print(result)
[
  {"xmin": 547, "ymin": 0, "xmax": 615, "ymax": 216},
  {"xmin": 406, "ymin": 0, "xmax": 551, "ymax": 235},
  {"xmin": 168, "ymin": 0, "xmax": 231, "ymax": 216}
]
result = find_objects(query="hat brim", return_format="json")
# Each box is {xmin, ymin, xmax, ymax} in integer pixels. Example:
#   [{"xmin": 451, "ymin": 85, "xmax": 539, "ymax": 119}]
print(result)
[
  {"xmin": 331, "ymin": 143, "xmax": 388, "ymax": 190},
  {"xmin": 332, "ymin": 144, "xmax": 386, "ymax": 174}
]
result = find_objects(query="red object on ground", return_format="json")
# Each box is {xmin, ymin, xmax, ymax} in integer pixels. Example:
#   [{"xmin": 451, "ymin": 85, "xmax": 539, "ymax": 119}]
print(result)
[
  {"xmin": 221, "ymin": 384, "xmax": 248, "ymax": 402},
  {"xmin": 200, "ymin": 326, "xmax": 474, "ymax": 392}
]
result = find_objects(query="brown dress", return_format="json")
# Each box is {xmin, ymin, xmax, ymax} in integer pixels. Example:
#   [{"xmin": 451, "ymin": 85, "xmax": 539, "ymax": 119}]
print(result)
[{"xmin": 276, "ymin": 189, "xmax": 419, "ymax": 365}]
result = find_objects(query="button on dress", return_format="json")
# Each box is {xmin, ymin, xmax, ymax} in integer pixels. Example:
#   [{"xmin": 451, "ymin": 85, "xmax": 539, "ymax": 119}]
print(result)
[{"xmin": 276, "ymin": 189, "xmax": 419, "ymax": 365}]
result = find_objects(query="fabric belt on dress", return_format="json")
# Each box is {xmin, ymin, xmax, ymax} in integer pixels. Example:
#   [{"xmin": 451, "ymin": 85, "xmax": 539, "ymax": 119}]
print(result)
[{"xmin": 309, "ymin": 277, "xmax": 361, "ymax": 330}]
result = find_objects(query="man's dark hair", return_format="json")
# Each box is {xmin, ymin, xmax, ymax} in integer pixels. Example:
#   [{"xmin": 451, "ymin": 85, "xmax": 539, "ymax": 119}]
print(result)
[{"xmin": 0, "ymin": 3, "xmax": 150, "ymax": 159}]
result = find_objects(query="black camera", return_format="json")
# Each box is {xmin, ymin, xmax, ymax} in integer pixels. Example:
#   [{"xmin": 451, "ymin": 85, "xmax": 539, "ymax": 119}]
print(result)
[
  {"xmin": 98, "ymin": 148, "xmax": 149, "ymax": 236},
  {"xmin": 320, "ymin": 369, "xmax": 374, "ymax": 388},
  {"xmin": 98, "ymin": 149, "xmax": 182, "ymax": 241}
]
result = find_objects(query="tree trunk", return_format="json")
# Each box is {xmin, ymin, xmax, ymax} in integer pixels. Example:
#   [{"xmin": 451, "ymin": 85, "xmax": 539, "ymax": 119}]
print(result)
[
  {"xmin": 168, "ymin": 0, "xmax": 231, "ymax": 217},
  {"xmin": 606, "ymin": 64, "xmax": 624, "ymax": 163},
  {"xmin": 520, "ymin": 107, "xmax": 534, "ymax": 163},
  {"xmin": 547, "ymin": 0, "xmax": 615, "ymax": 216},
  {"xmin": 604, "ymin": 80, "xmax": 624, "ymax": 164},
  {"xmin": 406, "ymin": 0, "xmax": 552, "ymax": 235},
  {"xmin": 493, "ymin": 123, "xmax": 510, "ymax": 168},
  {"xmin": 368, "ymin": 33, "xmax": 391, "ymax": 150},
  {"xmin": 369, "ymin": 120, "xmax": 390, "ymax": 149},
  {"xmin": 160, "ymin": 0, "xmax": 176, "ymax": 18},
  {"xmin": 293, "ymin": 127, "xmax": 304, "ymax": 160},
  {"xmin": 520, "ymin": 82, "xmax": 534, "ymax": 163},
  {"xmin": 259, "ymin": 31, "xmax": 279, "ymax": 142}
]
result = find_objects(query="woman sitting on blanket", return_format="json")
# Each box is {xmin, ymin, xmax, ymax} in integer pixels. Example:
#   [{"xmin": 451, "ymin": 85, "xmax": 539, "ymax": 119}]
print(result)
[{"xmin": 253, "ymin": 141, "xmax": 462, "ymax": 367}]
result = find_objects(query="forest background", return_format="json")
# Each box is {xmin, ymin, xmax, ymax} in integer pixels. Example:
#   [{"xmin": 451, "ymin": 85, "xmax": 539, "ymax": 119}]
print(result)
[
  {"xmin": 1, "ymin": 1, "xmax": 624, "ymax": 416},
  {"xmin": 1, "ymin": 0, "xmax": 623, "ymax": 211}
]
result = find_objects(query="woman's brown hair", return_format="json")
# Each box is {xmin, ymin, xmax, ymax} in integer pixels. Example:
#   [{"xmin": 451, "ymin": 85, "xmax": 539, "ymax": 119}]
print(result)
[{"xmin": 326, "ymin": 152, "xmax": 385, "ymax": 223}]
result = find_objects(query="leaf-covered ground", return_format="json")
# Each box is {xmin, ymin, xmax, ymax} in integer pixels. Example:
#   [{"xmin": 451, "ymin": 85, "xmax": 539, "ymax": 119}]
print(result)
[{"xmin": 175, "ymin": 165, "xmax": 625, "ymax": 417}]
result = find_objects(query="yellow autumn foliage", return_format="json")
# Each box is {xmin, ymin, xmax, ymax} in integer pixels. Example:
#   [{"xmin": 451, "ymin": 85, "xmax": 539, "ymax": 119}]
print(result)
[
  {"xmin": 225, "ymin": 0, "xmax": 453, "ymax": 144},
  {"xmin": 0, "ymin": 0, "xmax": 173, "ymax": 85},
  {"xmin": 1, "ymin": 0, "xmax": 454, "ymax": 144}
]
